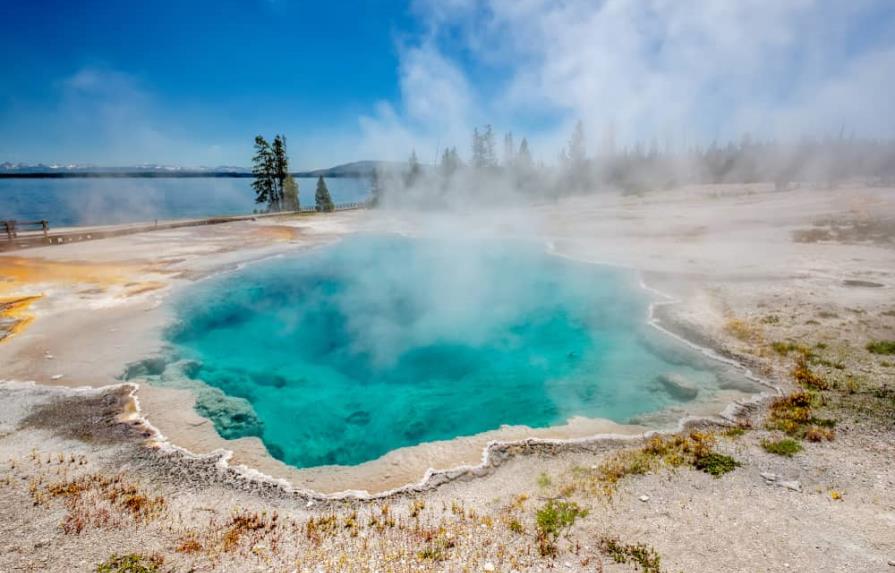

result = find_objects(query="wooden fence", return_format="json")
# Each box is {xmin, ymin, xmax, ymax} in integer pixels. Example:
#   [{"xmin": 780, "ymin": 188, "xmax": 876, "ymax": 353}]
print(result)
[{"xmin": 3, "ymin": 220, "xmax": 49, "ymax": 240}]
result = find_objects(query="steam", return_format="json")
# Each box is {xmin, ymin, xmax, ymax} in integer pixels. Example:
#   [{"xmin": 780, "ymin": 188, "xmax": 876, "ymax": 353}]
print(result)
[{"xmin": 360, "ymin": 0, "xmax": 895, "ymax": 162}]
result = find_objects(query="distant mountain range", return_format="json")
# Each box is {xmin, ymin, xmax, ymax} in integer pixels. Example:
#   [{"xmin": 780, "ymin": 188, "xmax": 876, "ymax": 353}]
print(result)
[{"xmin": 0, "ymin": 161, "xmax": 399, "ymax": 178}]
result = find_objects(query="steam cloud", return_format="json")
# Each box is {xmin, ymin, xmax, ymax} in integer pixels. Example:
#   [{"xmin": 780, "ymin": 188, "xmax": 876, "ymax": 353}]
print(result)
[{"xmin": 359, "ymin": 0, "xmax": 895, "ymax": 162}]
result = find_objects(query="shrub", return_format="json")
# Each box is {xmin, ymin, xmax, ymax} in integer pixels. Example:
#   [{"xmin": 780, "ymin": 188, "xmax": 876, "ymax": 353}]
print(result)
[
  {"xmin": 535, "ymin": 500, "xmax": 588, "ymax": 556},
  {"xmin": 792, "ymin": 355, "xmax": 829, "ymax": 390},
  {"xmin": 804, "ymin": 426, "xmax": 835, "ymax": 442},
  {"xmin": 693, "ymin": 452, "xmax": 741, "ymax": 476},
  {"xmin": 96, "ymin": 554, "xmax": 163, "ymax": 573},
  {"xmin": 599, "ymin": 536, "xmax": 663, "ymax": 573},
  {"xmin": 766, "ymin": 392, "xmax": 814, "ymax": 436},
  {"xmin": 866, "ymin": 340, "xmax": 895, "ymax": 355},
  {"xmin": 762, "ymin": 438, "xmax": 802, "ymax": 457}
]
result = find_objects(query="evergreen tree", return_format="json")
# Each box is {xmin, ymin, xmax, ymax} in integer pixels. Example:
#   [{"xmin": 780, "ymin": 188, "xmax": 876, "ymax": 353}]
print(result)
[
  {"xmin": 315, "ymin": 176, "xmax": 334, "ymax": 212},
  {"xmin": 482, "ymin": 124, "xmax": 497, "ymax": 168},
  {"xmin": 472, "ymin": 125, "xmax": 497, "ymax": 169},
  {"xmin": 271, "ymin": 135, "xmax": 289, "ymax": 210},
  {"xmin": 251, "ymin": 135, "xmax": 275, "ymax": 209},
  {"xmin": 440, "ymin": 146, "xmax": 460, "ymax": 178},
  {"xmin": 566, "ymin": 120, "xmax": 586, "ymax": 166},
  {"xmin": 517, "ymin": 138, "xmax": 533, "ymax": 170},
  {"xmin": 472, "ymin": 127, "xmax": 483, "ymax": 168},
  {"xmin": 283, "ymin": 175, "xmax": 299, "ymax": 211},
  {"xmin": 405, "ymin": 149, "xmax": 422, "ymax": 186},
  {"xmin": 369, "ymin": 168, "xmax": 382, "ymax": 207},
  {"xmin": 503, "ymin": 132, "xmax": 515, "ymax": 167}
]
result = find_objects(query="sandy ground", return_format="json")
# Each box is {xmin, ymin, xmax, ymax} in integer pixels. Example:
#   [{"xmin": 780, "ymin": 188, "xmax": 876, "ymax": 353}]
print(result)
[{"xmin": 0, "ymin": 183, "xmax": 893, "ymax": 571}]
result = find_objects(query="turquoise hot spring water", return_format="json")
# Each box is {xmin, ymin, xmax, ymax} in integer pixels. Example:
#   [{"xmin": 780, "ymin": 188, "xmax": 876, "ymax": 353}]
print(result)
[{"xmin": 135, "ymin": 235, "xmax": 753, "ymax": 469}]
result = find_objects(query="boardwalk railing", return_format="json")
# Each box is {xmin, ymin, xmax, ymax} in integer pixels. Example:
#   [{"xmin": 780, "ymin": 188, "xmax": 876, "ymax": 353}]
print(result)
[
  {"xmin": 3, "ymin": 219, "xmax": 49, "ymax": 240},
  {"xmin": 298, "ymin": 201, "xmax": 366, "ymax": 213},
  {"xmin": 0, "ymin": 202, "xmax": 366, "ymax": 251}
]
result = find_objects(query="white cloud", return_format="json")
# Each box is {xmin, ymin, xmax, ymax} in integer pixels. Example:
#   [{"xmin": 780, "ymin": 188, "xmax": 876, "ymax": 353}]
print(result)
[{"xmin": 361, "ymin": 0, "xmax": 895, "ymax": 161}]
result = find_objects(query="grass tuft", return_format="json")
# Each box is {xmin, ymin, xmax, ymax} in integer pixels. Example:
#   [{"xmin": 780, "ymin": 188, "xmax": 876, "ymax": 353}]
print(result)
[
  {"xmin": 95, "ymin": 554, "xmax": 163, "ymax": 573},
  {"xmin": 599, "ymin": 536, "xmax": 663, "ymax": 573},
  {"xmin": 762, "ymin": 437, "xmax": 803, "ymax": 457},
  {"xmin": 535, "ymin": 500, "xmax": 588, "ymax": 557},
  {"xmin": 866, "ymin": 340, "xmax": 895, "ymax": 355}
]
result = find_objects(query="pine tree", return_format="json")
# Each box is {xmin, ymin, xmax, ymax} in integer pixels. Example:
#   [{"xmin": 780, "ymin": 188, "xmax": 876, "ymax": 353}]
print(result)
[
  {"xmin": 517, "ymin": 138, "xmax": 533, "ymax": 171},
  {"xmin": 369, "ymin": 168, "xmax": 382, "ymax": 207},
  {"xmin": 251, "ymin": 135, "xmax": 275, "ymax": 209},
  {"xmin": 503, "ymin": 132, "xmax": 515, "ymax": 167},
  {"xmin": 283, "ymin": 175, "xmax": 299, "ymax": 211},
  {"xmin": 482, "ymin": 124, "xmax": 497, "ymax": 168},
  {"xmin": 271, "ymin": 135, "xmax": 289, "ymax": 210},
  {"xmin": 315, "ymin": 176, "xmax": 334, "ymax": 212},
  {"xmin": 472, "ymin": 127, "xmax": 483, "ymax": 168},
  {"xmin": 440, "ymin": 146, "xmax": 460, "ymax": 178},
  {"xmin": 567, "ymin": 120, "xmax": 586, "ymax": 167},
  {"xmin": 405, "ymin": 149, "xmax": 421, "ymax": 186}
]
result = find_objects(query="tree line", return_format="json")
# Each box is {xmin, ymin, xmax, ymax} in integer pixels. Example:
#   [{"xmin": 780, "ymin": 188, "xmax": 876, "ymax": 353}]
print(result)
[
  {"xmin": 251, "ymin": 135, "xmax": 334, "ymax": 213},
  {"xmin": 374, "ymin": 121, "xmax": 895, "ymax": 207}
]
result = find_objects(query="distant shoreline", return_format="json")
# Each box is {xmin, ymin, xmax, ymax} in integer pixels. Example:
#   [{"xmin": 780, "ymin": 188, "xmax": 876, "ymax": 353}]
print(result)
[{"xmin": 0, "ymin": 171, "xmax": 365, "ymax": 179}]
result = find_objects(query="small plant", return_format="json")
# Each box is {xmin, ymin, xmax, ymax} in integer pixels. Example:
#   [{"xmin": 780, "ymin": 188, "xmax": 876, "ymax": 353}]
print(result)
[
  {"xmin": 804, "ymin": 426, "xmax": 835, "ymax": 442},
  {"xmin": 722, "ymin": 426, "xmax": 747, "ymax": 438},
  {"xmin": 96, "ymin": 553, "xmax": 163, "ymax": 573},
  {"xmin": 417, "ymin": 533, "xmax": 454, "ymax": 561},
  {"xmin": 762, "ymin": 437, "xmax": 802, "ymax": 457},
  {"xmin": 175, "ymin": 534, "xmax": 202, "ymax": 554},
  {"xmin": 792, "ymin": 355, "xmax": 829, "ymax": 390},
  {"xmin": 866, "ymin": 340, "xmax": 895, "ymax": 355},
  {"xmin": 693, "ymin": 452, "xmax": 741, "ymax": 476},
  {"xmin": 409, "ymin": 499, "xmax": 425, "ymax": 518},
  {"xmin": 725, "ymin": 317, "xmax": 762, "ymax": 343},
  {"xmin": 599, "ymin": 536, "xmax": 663, "ymax": 573},
  {"xmin": 536, "ymin": 472, "xmax": 552, "ymax": 488},
  {"xmin": 507, "ymin": 517, "xmax": 524, "ymax": 534},
  {"xmin": 535, "ymin": 500, "xmax": 588, "ymax": 556},
  {"xmin": 766, "ymin": 391, "xmax": 813, "ymax": 436}
]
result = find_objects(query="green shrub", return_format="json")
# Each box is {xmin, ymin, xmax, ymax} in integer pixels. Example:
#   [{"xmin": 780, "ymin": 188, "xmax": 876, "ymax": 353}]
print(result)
[
  {"xmin": 96, "ymin": 554, "xmax": 163, "ymax": 573},
  {"xmin": 535, "ymin": 500, "xmax": 588, "ymax": 556},
  {"xmin": 694, "ymin": 452, "xmax": 741, "ymax": 476},
  {"xmin": 762, "ymin": 438, "xmax": 802, "ymax": 457},
  {"xmin": 866, "ymin": 340, "xmax": 895, "ymax": 355}
]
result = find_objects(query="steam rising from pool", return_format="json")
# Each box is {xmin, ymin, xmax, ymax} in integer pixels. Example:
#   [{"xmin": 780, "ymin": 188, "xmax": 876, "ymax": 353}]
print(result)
[{"xmin": 158, "ymin": 235, "xmax": 745, "ymax": 468}]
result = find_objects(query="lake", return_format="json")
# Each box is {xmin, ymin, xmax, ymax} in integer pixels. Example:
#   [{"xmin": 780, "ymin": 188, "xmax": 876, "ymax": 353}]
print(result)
[{"xmin": 0, "ymin": 177, "xmax": 371, "ymax": 227}]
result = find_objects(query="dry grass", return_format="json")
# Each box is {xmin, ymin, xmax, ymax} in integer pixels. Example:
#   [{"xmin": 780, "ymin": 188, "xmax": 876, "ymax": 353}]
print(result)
[
  {"xmin": 33, "ymin": 472, "xmax": 166, "ymax": 535},
  {"xmin": 565, "ymin": 431, "xmax": 738, "ymax": 497},
  {"xmin": 725, "ymin": 316, "xmax": 764, "ymax": 344}
]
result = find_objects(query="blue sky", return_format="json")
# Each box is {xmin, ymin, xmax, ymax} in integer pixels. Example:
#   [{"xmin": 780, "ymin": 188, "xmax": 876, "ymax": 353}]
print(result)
[
  {"xmin": 0, "ymin": 0, "xmax": 414, "ymax": 168},
  {"xmin": 1, "ymin": 0, "xmax": 894, "ymax": 169}
]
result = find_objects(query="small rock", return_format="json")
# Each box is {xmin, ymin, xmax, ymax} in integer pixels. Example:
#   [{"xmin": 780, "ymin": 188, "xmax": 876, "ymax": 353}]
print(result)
[
  {"xmin": 887, "ymin": 560, "xmax": 895, "ymax": 567},
  {"xmin": 779, "ymin": 480, "xmax": 802, "ymax": 492},
  {"xmin": 44, "ymin": 354, "xmax": 54, "ymax": 359},
  {"xmin": 639, "ymin": 495, "xmax": 650, "ymax": 502},
  {"xmin": 760, "ymin": 472, "xmax": 778, "ymax": 482},
  {"xmin": 483, "ymin": 562, "xmax": 495, "ymax": 572},
  {"xmin": 306, "ymin": 500, "xmax": 315, "ymax": 509},
  {"xmin": 50, "ymin": 374, "xmax": 64, "ymax": 380}
]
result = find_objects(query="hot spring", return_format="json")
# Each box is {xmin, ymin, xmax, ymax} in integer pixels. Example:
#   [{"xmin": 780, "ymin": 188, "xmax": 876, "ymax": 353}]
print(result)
[{"xmin": 140, "ymin": 235, "xmax": 755, "ymax": 469}]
